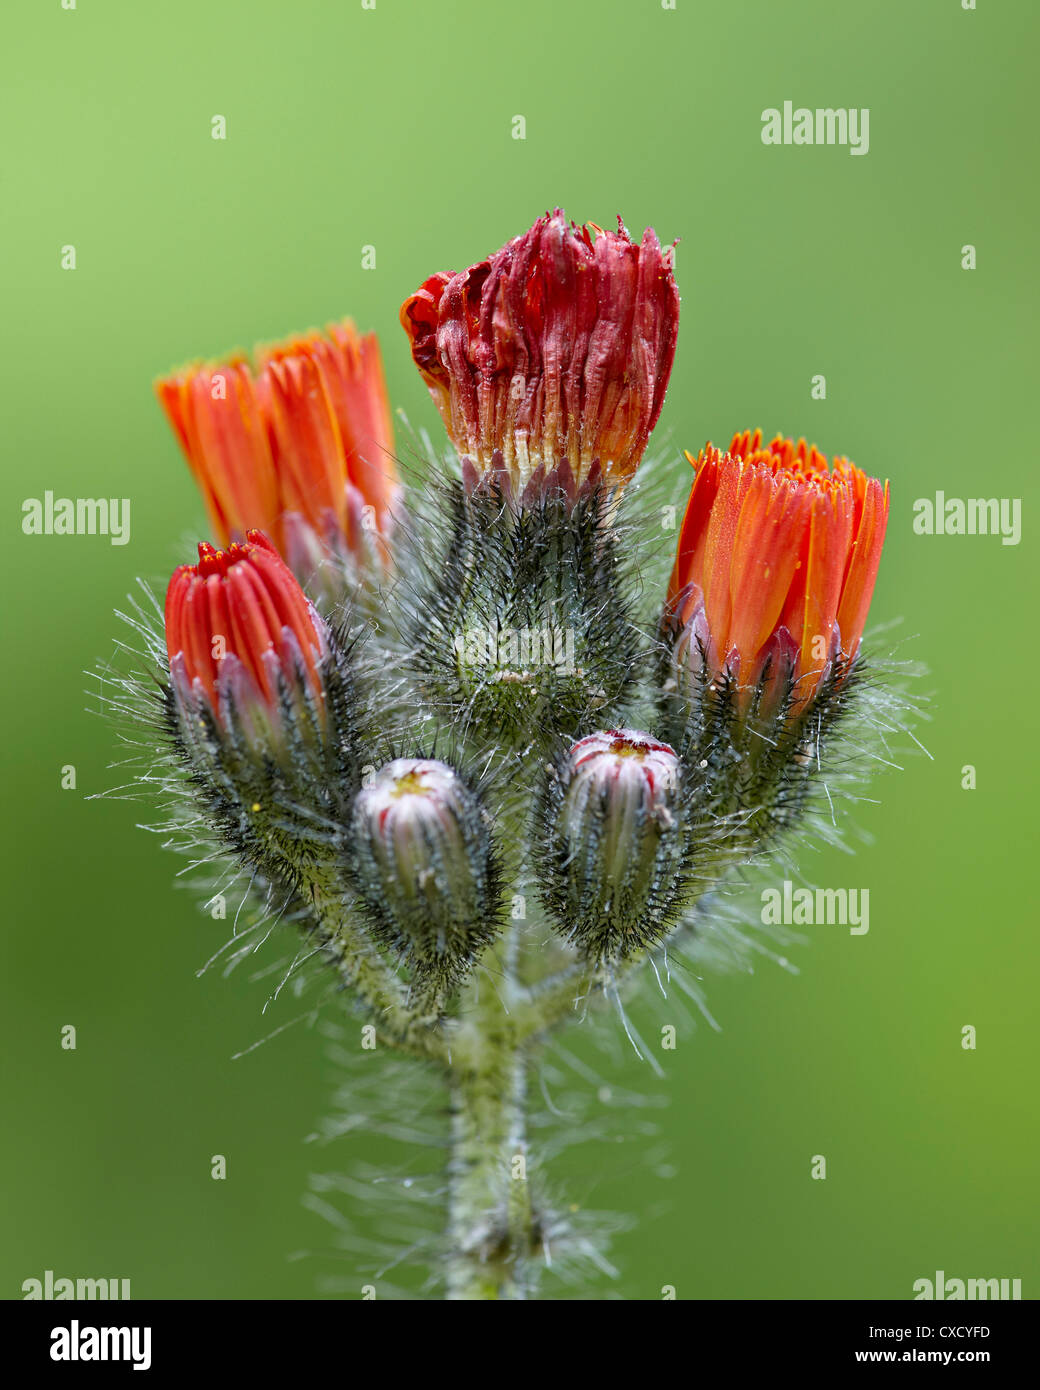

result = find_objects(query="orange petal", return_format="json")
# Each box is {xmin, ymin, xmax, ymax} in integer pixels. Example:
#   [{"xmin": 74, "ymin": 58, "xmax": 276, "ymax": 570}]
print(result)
[{"xmin": 836, "ymin": 476, "xmax": 889, "ymax": 656}]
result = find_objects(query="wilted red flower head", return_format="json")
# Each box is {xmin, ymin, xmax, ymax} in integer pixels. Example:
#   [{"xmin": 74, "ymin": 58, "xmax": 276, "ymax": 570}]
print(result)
[
  {"xmin": 165, "ymin": 529, "xmax": 327, "ymax": 731},
  {"xmin": 156, "ymin": 321, "xmax": 399, "ymax": 581},
  {"xmin": 667, "ymin": 430, "xmax": 889, "ymax": 706},
  {"xmin": 400, "ymin": 209, "xmax": 680, "ymax": 502}
]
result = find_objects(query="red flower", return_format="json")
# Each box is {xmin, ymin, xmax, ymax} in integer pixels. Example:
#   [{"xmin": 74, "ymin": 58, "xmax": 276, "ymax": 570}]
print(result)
[
  {"xmin": 165, "ymin": 529, "xmax": 327, "ymax": 728},
  {"xmin": 155, "ymin": 321, "xmax": 399, "ymax": 579},
  {"xmin": 667, "ymin": 431, "xmax": 889, "ymax": 705},
  {"xmin": 400, "ymin": 210, "xmax": 680, "ymax": 502}
]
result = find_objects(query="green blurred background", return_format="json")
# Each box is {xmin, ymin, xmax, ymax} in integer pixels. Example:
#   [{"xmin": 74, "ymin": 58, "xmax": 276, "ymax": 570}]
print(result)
[{"xmin": 3, "ymin": 0, "xmax": 1037, "ymax": 1299}]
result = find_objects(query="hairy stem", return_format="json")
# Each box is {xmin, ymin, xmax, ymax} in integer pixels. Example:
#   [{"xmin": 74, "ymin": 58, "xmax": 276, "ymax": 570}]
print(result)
[
  {"xmin": 445, "ymin": 1024, "xmax": 533, "ymax": 1297},
  {"xmin": 307, "ymin": 881, "xmax": 449, "ymax": 1062},
  {"xmin": 444, "ymin": 926, "xmax": 539, "ymax": 1299}
]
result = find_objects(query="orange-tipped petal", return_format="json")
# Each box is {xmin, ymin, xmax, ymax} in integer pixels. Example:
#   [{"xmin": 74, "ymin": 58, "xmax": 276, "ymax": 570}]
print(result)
[
  {"xmin": 667, "ymin": 448, "xmax": 723, "ymax": 618},
  {"xmin": 727, "ymin": 472, "xmax": 811, "ymax": 666},
  {"xmin": 668, "ymin": 432, "xmax": 889, "ymax": 707},
  {"xmin": 156, "ymin": 322, "xmax": 398, "ymax": 574},
  {"xmin": 836, "ymin": 476, "xmax": 890, "ymax": 658},
  {"xmin": 797, "ymin": 482, "xmax": 855, "ymax": 680}
]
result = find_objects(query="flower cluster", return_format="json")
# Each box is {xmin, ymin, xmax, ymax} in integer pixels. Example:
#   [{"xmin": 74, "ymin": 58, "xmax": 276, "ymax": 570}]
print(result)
[
  {"xmin": 149, "ymin": 212, "xmax": 891, "ymax": 961},
  {"xmin": 118, "ymin": 206, "xmax": 900, "ymax": 1301},
  {"xmin": 149, "ymin": 211, "xmax": 890, "ymax": 956}
]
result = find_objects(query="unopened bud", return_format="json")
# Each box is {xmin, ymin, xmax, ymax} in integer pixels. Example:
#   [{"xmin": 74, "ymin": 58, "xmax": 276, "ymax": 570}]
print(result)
[
  {"xmin": 166, "ymin": 531, "xmax": 329, "ymax": 750},
  {"xmin": 351, "ymin": 759, "xmax": 500, "ymax": 991},
  {"xmin": 540, "ymin": 729, "xmax": 691, "ymax": 962},
  {"xmin": 163, "ymin": 530, "xmax": 360, "ymax": 878}
]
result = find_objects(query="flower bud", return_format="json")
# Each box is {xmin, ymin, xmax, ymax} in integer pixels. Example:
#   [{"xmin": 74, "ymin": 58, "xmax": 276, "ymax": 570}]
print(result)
[
  {"xmin": 165, "ymin": 530, "xmax": 328, "ymax": 750},
  {"xmin": 400, "ymin": 209, "xmax": 679, "ymax": 505},
  {"xmin": 164, "ymin": 530, "xmax": 360, "ymax": 875},
  {"xmin": 660, "ymin": 431, "xmax": 891, "ymax": 844},
  {"xmin": 352, "ymin": 759, "xmax": 501, "ymax": 990},
  {"xmin": 539, "ymin": 729, "xmax": 692, "ymax": 962},
  {"xmin": 666, "ymin": 430, "xmax": 889, "ymax": 715},
  {"xmin": 399, "ymin": 211, "xmax": 679, "ymax": 748},
  {"xmin": 156, "ymin": 321, "xmax": 400, "ymax": 595}
]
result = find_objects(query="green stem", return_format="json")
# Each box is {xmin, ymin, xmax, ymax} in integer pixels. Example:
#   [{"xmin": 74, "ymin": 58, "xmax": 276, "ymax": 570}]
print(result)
[
  {"xmin": 445, "ymin": 1014, "xmax": 534, "ymax": 1298},
  {"xmin": 303, "ymin": 878, "xmax": 633, "ymax": 1296},
  {"xmin": 516, "ymin": 960, "xmax": 596, "ymax": 1038},
  {"xmin": 307, "ymin": 881, "xmax": 449, "ymax": 1062},
  {"xmin": 307, "ymin": 886, "xmax": 540, "ymax": 1296},
  {"xmin": 443, "ymin": 924, "xmax": 541, "ymax": 1299}
]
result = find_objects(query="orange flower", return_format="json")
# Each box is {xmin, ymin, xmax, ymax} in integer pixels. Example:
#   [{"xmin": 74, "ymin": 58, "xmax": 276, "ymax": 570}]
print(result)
[
  {"xmin": 156, "ymin": 321, "xmax": 399, "ymax": 580},
  {"xmin": 165, "ymin": 529, "xmax": 327, "ymax": 730},
  {"xmin": 667, "ymin": 430, "xmax": 889, "ymax": 705},
  {"xmin": 400, "ymin": 210, "xmax": 680, "ymax": 502}
]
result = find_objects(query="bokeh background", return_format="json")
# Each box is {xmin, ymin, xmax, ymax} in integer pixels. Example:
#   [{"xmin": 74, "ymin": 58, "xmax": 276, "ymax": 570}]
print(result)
[{"xmin": 3, "ymin": 0, "xmax": 1037, "ymax": 1300}]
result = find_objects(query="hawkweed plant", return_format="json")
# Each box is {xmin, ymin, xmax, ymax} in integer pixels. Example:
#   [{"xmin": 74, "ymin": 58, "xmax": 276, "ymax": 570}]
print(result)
[{"xmin": 98, "ymin": 209, "xmax": 922, "ymax": 1300}]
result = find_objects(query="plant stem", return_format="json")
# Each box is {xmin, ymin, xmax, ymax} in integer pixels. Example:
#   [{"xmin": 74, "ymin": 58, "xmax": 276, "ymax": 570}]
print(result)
[
  {"xmin": 444, "ymin": 926, "xmax": 538, "ymax": 1299},
  {"xmin": 306, "ymin": 880, "xmax": 627, "ymax": 1296},
  {"xmin": 309, "ymin": 886, "xmax": 540, "ymax": 1296},
  {"xmin": 308, "ymin": 881, "xmax": 449, "ymax": 1062},
  {"xmin": 445, "ymin": 1022, "xmax": 533, "ymax": 1298}
]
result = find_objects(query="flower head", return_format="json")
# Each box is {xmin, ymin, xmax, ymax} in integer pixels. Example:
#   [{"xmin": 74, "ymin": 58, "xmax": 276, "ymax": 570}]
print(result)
[
  {"xmin": 667, "ymin": 430, "xmax": 889, "ymax": 706},
  {"xmin": 540, "ymin": 728, "xmax": 690, "ymax": 961},
  {"xmin": 156, "ymin": 321, "xmax": 398, "ymax": 581},
  {"xmin": 560, "ymin": 728, "xmax": 681, "ymax": 880},
  {"xmin": 351, "ymin": 758, "xmax": 500, "ymax": 987},
  {"xmin": 164, "ymin": 529, "xmax": 327, "ymax": 735},
  {"xmin": 354, "ymin": 758, "xmax": 472, "ymax": 882},
  {"xmin": 400, "ymin": 209, "xmax": 680, "ymax": 502},
  {"xmin": 563, "ymin": 729, "xmax": 680, "ymax": 827}
]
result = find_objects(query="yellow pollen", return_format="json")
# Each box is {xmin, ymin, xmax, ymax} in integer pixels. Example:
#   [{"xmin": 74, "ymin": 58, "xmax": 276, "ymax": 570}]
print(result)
[
  {"xmin": 609, "ymin": 738, "xmax": 647, "ymax": 759},
  {"xmin": 391, "ymin": 771, "xmax": 428, "ymax": 797}
]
